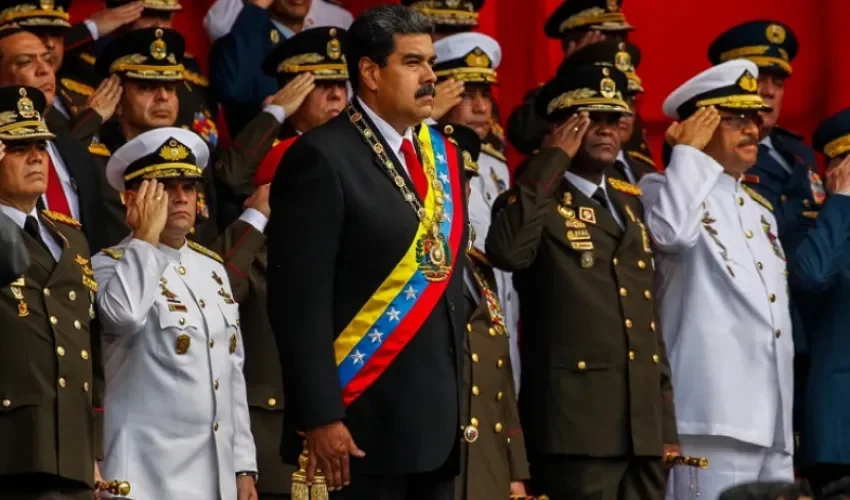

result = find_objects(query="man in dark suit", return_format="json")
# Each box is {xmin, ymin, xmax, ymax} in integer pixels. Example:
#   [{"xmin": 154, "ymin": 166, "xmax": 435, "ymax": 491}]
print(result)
[
  {"xmin": 267, "ymin": 5, "xmax": 467, "ymax": 499},
  {"xmin": 0, "ymin": 28, "xmax": 108, "ymax": 252},
  {"xmin": 486, "ymin": 65, "xmax": 678, "ymax": 500},
  {"xmin": 0, "ymin": 85, "xmax": 102, "ymax": 500}
]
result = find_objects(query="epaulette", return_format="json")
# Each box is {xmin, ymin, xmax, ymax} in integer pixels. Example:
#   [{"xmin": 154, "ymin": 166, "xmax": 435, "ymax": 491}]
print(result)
[
  {"xmin": 802, "ymin": 211, "xmax": 819, "ymax": 220},
  {"xmin": 79, "ymin": 52, "xmax": 95, "ymax": 65},
  {"xmin": 742, "ymin": 184, "xmax": 773, "ymax": 212},
  {"xmin": 480, "ymin": 143, "xmax": 507, "ymax": 162},
  {"xmin": 102, "ymin": 247, "xmax": 124, "ymax": 260},
  {"xmin": 183, "ymin": 69, "xmax": 209, "ymax": 88},
  {"xmin": 608, "ymin": 177, "xmax": 642, "ymax": 196},
  {"xmin": 41, "ymin": 209, "xmax": 82, "ymax": 228},
  {"xmin": 60, "ymin": 78, "xmax": 94, "ymax": 96},
  {"xmin": 627, "ymin": 150, "xmax": 656, "ymax": 169},
  {"xmin": 187, "ymin": 240, "xmax": 223, "ymax": 263},
  {"xmin": 88, "ymin": 141, "xmax": 111, "ymax": 157},
  {"xmin": 743, "ymin": 173, "xmax": 760, "ymax": 184}
]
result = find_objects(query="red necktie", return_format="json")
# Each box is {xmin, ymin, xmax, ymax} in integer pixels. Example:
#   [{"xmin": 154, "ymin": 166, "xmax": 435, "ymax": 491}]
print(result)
[
  {"xmin": 45, "ymin": 155, "xmax": 71, "ymax": 217},
  {"xmin": 400, "ymin": 138, "xmax": 429, "ymax": 200}
]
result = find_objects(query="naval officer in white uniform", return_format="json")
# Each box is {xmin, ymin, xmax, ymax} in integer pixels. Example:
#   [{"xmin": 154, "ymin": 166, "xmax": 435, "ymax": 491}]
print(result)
[
  {"xmin": 92, "ymin": 128, "xmax": 258, "ymax": 500},
  {"xmin": 639, "ymin": 60, "xmax": 794, "ymax": 499},
  {"xmin": 432, "ymin": 32, "xmax": 521, "ymax": 391}
]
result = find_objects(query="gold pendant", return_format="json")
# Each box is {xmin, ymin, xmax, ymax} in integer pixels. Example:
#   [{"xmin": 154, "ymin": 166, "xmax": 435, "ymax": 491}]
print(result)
[{"xmin": 18, "ymin": 301, "xmax": 29, "ymax": 317}]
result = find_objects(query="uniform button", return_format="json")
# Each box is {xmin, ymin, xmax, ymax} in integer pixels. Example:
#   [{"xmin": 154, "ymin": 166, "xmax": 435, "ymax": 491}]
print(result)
[
  {"xmin": 214, "ymin": 380, "xmax": 220, "ymax": 390},
  {"xmin": 466, "ymin": 323, "xmax": 472, "ymax": 333},
  {"xmin": 448, "ymin": 300, "xmax": 455, "ymax": 312},
  {"xmin": 494, "ymin": 423, "xmax": 503, "ymax": 433},
  {"xmin": 769, "ymin": 294, "xmax": 776, "ymax": 303},
  {"xmin": 488, "ymin": 327, "xmax": 496, "ymax": 337},
  {"xmin": 471, "ymin": 353, "xmax": 479, "ymax": 363},
  {"xmin": 757, "ymin": 262, "xmax": 764, "ymax": 270},
  {"xmin": 775, "ymin": 329, "xmax": 781, "ymax": 339},
  {"xmin": 50, "ymin": 316, "xmax": 58, "ymax": 325},
  {"xmin": 738, "ymin": 197, "xmax": 744, "ymax": 206},
  {"xmin": 638, "ymin": 260, "xmax": 646, "ymax": 269},
  {"xmin": 236, "ymin": 319, "xmax": 241, "ymax": 327},
  {"xmin": 83, "ymin": 382, "xmax": 89, "ymax": 392},
  {"xmin": 178, "ymin": 266, "xmax": 187, "ymax": 275},
  {"xmin": 58, "ymin": 377, "xmax": 66, "ymax": 388},
  {"xmin": 644, "ymin": 290, "xmax": 652, "ymax": 300},
  {"xmin": 628, "ymin": 351, "xmax": 636, "ymax": 360},
  {"xmin": 213, "ymin": 422, "xmax": 219, "ymax": 432},
  {"xmin": 470, "ymin": 417, "xmax": 479, "ymax": 427},
  {"xmin": 507, "ymin": 437, "xmax": 511, "ymax": 444},
  {"xmin": 68, "ymin": 291, "xmax": 76, "ymax": 301},
  {"xmin": 497, "ymin": 358, "xmax": 504, "ymax": 368},
  {"xmin": 745, "ymin": 230, "xmax": 753, "ymax": 239},
  {"xmin": 74, "ymin": 320, "xmax": 81, "ymax": 330},
  {"xmin": 81, "ymin": 350, "xmax": 89, "ymax": 360},
  {"xmin": 43, "ymin": 288, "xmax": 50, "ymax": 297},
  {"xmin": 1, "ymin": 399, "xmax": 9, "ymax": 408},
  {"xmin": 268, "ymin": 398, "xmax": 277, "ymax": 407},
  {"xmin": 496, "ymin": 392, "xmax": 504, "ymax": 401},
  {"xmin": 653, "ymin": 354, "xmax": 660, "ymax": 364},
  {"xmin": 179, "ymin": 318, "xmax": 186, "ymax": 326},
  {"xmin": 803, "ymin": 199, "xmax": 811, "ymax": 208},
  {"xmin": 624, "ymin": 319, "xmax": 633, "ymax": 329},
  {"xmin": 613, "ymin": 257, "xmax": 619, "ymax": 266},
  {"xmin": 56, "ymin": 346, "xmax": 65, "ymax": 356},
  {"xmin": 472, "ymin": 386, "xmax": 480, "ymax": 396},
  {"xmin": 577, "ymin": 361, "xmax": 586, "ymax": 370},
  {"xmin": 199, "ymin": 300, "xmax": 206, "ymax": 309},
  {"xmin": 619, "ymin": 287, "xmax": 627, "ymax": 297},
  {"xmin": 209, "ymin": 340, "xmax": 215, "ymax": 348},
  {"xmin": 650, "ymin": 321, "xmax": 657, "ymax": 332},
  {"xmin": 780, "ymin": 195, "xmax": 788, "ymax": 203}
]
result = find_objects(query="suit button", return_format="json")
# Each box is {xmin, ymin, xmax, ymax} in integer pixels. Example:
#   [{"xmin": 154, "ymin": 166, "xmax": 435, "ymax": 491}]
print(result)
[
  {"xmin": 488, "ymin": 327, "xmax": 496, "ymax": 337},
  {"xmin": 466, "ymin": 323, "xmax": 472, "ymax": 333},
  {"xmin": 644, "ymin": 290, "xmax": 652, "ymax": 300},
  {"xmin": 68, "ymin": 291, "xmax": 76, "ymax": 301},
  {"xmin": 50, "ymin": 316, "xmax": 58, "ymax": 325},
  {"xmin": 757, "ymin": 262, "xmax": 764, "ymax": 271},
  {"xmin": 624, "ymin": 319, "xmax": 633, "ymax": 329},
  {"xmin": 43, "ymin": 288, "xmax": 50, "ymax": 297},
  {"xmin": 213, "ymin": 422, "xmax": 219, "ymax": 432},
  {"xmin": 745, "ymin": 230, "xmax": 753, "ymax": 239},
  {"xmin": 577, "ymin": 361, "xmax": 586, "ymax": 370},
  {"xmin": 472, "ymin": 353, "xmax": 479, "ymax": 363},
  {"xmin": 83, "ymin": 382, "xmax": 89, "ymax": 392},
  {"xmin": 780, "ymin": 195, "xmax": 788, "ymax": 203},
  {"xmin": 178, "ymin": 266, "xmax": 187, "ymax": 275},
  {"xmin": 494, "ymin": 423, "xmax": 503, "ymax": 433},
  {"xmin": 496, "ymin": 392, "xmax": 503, "ymax": 401},
  {"xmin": 637, "ymin": 260, "xmax": 646, "ymax": 269},
  {"xmin": 179, "ymin": 318, "xmax": 186, "ymax": 326},
  {"xmin": 448, "ymin": 301, "xmax": 455, "ymax": 312},
  {"xmin": 653, "ymin": 354, "xmax": 660, "ymax": 364},
  {"xmin": 81, "ymin": 350, "xmax": 89, "ymax": 360},
  {"xmin": 58, "ymin": 377, "xmax": 66, "ymax": 388},
  {"xmin": 775, "ymin": 329, "xmax": 781, "ymax": 339},
  {"xmin": 738, "ymin": 197, "xmax": 744, "ymax": 206},
  {"xmin": 803, "ymin": 199, "xmax": 811, "ymax": 208},
  {"xmin": 74, "ymin": 320, "xmax": 81, "ymax": 330},
  {"xmin": 628, "ymin": 351, "xmax": 636, "ymax": 360},
  {"xmin": 268, "ymin": 398, "xmax": 277, "ymax": 407},
  {"xmin": 470, "ymin": 417, "xmax": 479, "ymax": 427},
  {"xmin": 472, "ymin": 386, "xmax": 480, "ymax": 396},
  {"xmin": 619, "ymin": 288, "xmax": 627, "ymax": 297},
  {"xmin": 214, "ymin": 380, "xmax": 220, "ymax": 391},
  {"xmin": 497, "ymin": 358, "xmax": 504, "ymax": 368},
  {"xmin": 209, "ymin": 340, "xmax": 215, "ymax": 348},
  {"xmin": 200, "ymin": 300, "xmax": 206, "ymax": 309},
  {"xmin": 769, "ymin": 294, "xmax": 776, "ymax": 303},
  {"xmin": 56, "ymin": 346, "xmax": 65, "ymax": 356},
  {"xmin": 1, "ymin": 399, "xmax": 9, "ymax": 408},
  {"xmin": 613, "ymin": 257, "xmax": 619, "ymax": 266},
  {"xmin": 650, "ymin": 321, "xmax": 657, "ymax": 332}
]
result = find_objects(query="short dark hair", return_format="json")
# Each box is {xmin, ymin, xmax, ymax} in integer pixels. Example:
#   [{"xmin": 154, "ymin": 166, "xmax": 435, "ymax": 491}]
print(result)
[{"xmin": 345, "ymin": 4, "xmax": 433, "ymax": 91}]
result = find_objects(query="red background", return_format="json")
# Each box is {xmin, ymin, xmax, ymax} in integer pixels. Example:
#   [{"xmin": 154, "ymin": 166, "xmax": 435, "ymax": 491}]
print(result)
[{"xmin": 68, "ymin": 0, "xmax": 845, "ymax": 169}]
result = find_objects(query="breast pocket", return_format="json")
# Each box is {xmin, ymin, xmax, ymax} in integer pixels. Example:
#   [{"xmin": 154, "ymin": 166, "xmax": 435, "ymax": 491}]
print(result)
[{"xmin": 155, "ymin": 303, "xmax": 204, "ymax": 363}]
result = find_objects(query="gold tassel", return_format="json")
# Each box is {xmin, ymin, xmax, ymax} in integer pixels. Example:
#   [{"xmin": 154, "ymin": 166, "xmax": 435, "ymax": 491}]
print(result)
[
  {"xmin": 310, "ymin": 475, "xmax": 329, "ymax": 500},
  {"xmin": 291, "ymin": 440, "xmax": 330, "ymax": 500}
]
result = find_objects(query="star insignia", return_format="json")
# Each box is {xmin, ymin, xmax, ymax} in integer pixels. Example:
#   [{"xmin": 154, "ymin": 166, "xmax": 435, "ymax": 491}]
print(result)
[
  {"xmin": 404, "ymin": 286, "xmax": 417, "ymax": 300},
  {"xmin": 439, "ymin": 173, "xmax": 450, "ymax": 184},
  {"xmin": 444, "ymin": 193, "xmax": 452, "ymax": 203},
  {"xmin": 441, "ymin": 212, "xmax": 450, "ymax": 222},
  {"xmin": 368, "ymin": 329, "xmax": 384, "ymax": 343},
  {"xmin": 386, "ymin": 307, "xmax": 401, "ymax": 322},
  {"xmin": 349, "ymin": 350, "xmax": 366, "ymax": 365},
  {"xmin": 435, "ymin": 153, "xmax": 446, "ymax": 163}
]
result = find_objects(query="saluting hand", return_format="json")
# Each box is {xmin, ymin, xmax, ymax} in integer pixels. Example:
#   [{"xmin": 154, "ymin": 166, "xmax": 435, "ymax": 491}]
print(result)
[
  {"xmin": 665, "ymin": 106, "xmax": 720, "ymax": 151},
  {"xmin": 127, "ymin": 180, "xmax": 169, "ymax": 246},
  {"xmin": 564, "ymin": 30, "xmax": 607, "ymax": 58},
  {"xmin": 86, "ymin": 75, "xmax": 123, "ymax": 122},
  {"xmin": 89, "ymin": 1, "xmax": 144, "ymax": 37},
  {"xmin": 306, "ymin": 420, "xmax": 366, "ymax": 491},
  {"xmin": 826, "ymin": 154, "xmax": 850, "ymax": 196},
  {"xmin": 430, "ymin": 79, "xmax": 465, "ymax": 121},
  {"xmin": 244, "ymin": 184, "xmax": 271, "ymax": 218},
  {"xmin": 264, "ymin": 73, "xmax": 316, "ymax": 117},
  {"xmin": 542, "ymin": 111, "xmax": 591, "ymax": 160}
]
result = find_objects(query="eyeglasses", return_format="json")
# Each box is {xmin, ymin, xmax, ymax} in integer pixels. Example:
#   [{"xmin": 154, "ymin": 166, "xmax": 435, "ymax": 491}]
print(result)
[{"xmin": 720, "ymin": 113, "xmax": 763, "ymax": 130}]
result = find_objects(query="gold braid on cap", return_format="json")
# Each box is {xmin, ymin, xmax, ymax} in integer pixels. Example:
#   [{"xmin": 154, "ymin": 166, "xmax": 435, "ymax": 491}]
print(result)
[
  {"xmin": 824, "ymin": 134, "xmax": 850, "ymax": 159},
  {"xmin": 560, "ymin": 7, "xmax": 627, "ymax": 33}
]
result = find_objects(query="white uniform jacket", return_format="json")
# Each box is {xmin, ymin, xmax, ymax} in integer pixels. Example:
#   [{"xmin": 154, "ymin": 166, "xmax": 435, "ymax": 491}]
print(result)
[
  {"xmin": 639, "ymin": 145, "xmax": 794, "ymax": 453},
  {"xmin": 93, "ymin": 237, "xmax": 257, "ymax": 500}
]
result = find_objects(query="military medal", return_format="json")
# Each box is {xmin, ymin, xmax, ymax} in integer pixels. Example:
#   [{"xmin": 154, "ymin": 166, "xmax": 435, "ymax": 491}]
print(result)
[
  {"xmin": 17, "ymin": 301, "xmax": 28, "ymax": 317},
  {"xmin": 229, "ymin": 334, "xmax": 238, "ymax": 354},
  {"xmin": 579, "ymin": 207, "xmax": 597, "ymax": 224},
  {"xmin": 175, "ymin": 334, "xmax": 191, "ymax": 355},
  {"xmin": 558, "ymin": 205, "xmax": 576, "ymax": 219},
  {"xmin": 218, "ymin": 288, "xmax": 235, "ymax": 304},
  {"xmin": 212, "ymin": 271, "xmax": 223, "ymax": 285},
  {"xmin": 580, "ymin": 252, "xmax": 595, "ymax": 268},
  {"xmin": 566, "ymin": 229, "xmax": 591, "ymax": 241},
  {"xmin": 470, "ymin": 262, "xmax": 507, "ymax": 335},
  {"xmin": 463, "ymin": 425, "xmax": 479, "ymax": 443},
  {"xmin": 10, "ymin": 287, "xmax": 23, "ymax": 300}
]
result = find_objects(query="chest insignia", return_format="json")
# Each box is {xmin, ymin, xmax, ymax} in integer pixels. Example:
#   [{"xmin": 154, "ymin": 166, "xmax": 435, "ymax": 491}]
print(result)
[
  {"xmin": 229, "ymin": 333, "xmax": 238, "ymax": 354},
  {"xmin": 608, "ymin": 177, "xmax": 642, "ymax": 196},
  {"xmin": 18, "ymin": 301, "xmax": 29, "ymax": 317},
  {"xmin": 489, "ymin": 169, "xmax": 507, "ymax": 194},
  {"xmin": 578, "ymin": 207, "xmax": 596, "ymax": 225},
  {"xmin": 702, "ymin": 209, "xmax": 734, "ymax": 277},
  {"xmin": 175, "ymin": 334, "xmax": 191, "ymax": 355},
  {"xmin": 809, "ymin": 170, "xmax": 826, "ymax": 205},
  {"xmin": 761, "ymin": 215, "xmax": 786, "ymax": 261}
]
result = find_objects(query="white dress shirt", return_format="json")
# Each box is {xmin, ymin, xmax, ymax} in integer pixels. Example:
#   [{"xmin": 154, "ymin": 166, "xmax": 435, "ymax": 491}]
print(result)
[
  {"xmin": 0, "ymin": 204, "xmax": 62, "ymax": 261},
  {"xmin": 565, "ymin": 171, "xmax": 625, "ymax": 229},
  {"xmin": 93, "ymin": 236, "xmax": 257, "ymax": 500},
  {"xmin": 616, "ymin": 150, "xmax": 637, "ymax": 184},
  {"xmin": 760, "ymin": 136, "xmax": 794, "ymax": 175},
  {"xmin": 639, "ymin": 145, "xmax": 793, "ymax": 453},
  {"xmin": 357, "ymin": 97, "xmax": 414, "ymax": 178},
  {"xmin": 42, "ymin": 142, "xmax": 80, "ymax": 221}
]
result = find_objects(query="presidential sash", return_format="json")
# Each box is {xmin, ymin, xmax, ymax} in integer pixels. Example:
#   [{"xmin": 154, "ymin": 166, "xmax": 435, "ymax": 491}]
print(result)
[{"xmin": 335, "ymin": 109, "xmax": 464, "ymax": 406}]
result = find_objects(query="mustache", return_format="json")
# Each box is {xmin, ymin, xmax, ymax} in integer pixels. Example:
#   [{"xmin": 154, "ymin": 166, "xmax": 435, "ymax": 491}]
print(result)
[
  {"xmin": 738, "ymin": 135, "xmax": 758, "ymax": 147},
  {"xmin": 415, "ymin": 84, "xmax": 436, "ymax": 99}
]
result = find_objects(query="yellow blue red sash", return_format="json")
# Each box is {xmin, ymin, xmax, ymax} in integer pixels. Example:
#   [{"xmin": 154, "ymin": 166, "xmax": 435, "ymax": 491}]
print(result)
[{"xmin": 334, "ymin": 125, "xmax": 463, "ymax": 406}]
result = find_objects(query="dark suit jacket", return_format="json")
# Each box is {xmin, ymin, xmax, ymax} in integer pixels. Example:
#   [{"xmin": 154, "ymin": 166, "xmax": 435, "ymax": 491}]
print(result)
[
  {"xmin": 0, "ymin": 211, "xmax": 29, "ymax": 286},
  {"xmin": 267, "ymin": 102, "xmax": 468, "ymax": 475},
  {"xmin": 486, "ymin": 148, "xmax": 677, "ymax": 458}
]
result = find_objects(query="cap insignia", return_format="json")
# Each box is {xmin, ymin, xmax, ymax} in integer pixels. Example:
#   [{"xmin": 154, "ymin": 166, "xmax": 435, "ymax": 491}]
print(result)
[
  {"xmin": 17, "ymin": 88, "xmax": 35, "ymax": 119},
  {"xmin": 766, "ymin": 24, "xmax": 786, "ymax": 45},
  {"xmin": 150, "ymin": 32, "xmax": 167, "ymax": 61},
  {"xmin": 159, "ymin": 139, "xmax": 190, "ymax": 161},
  {"xmin": 615, "ymin": 50, "xmax": 631, "ymax": 73},
  {"xmin": 447, "ymin": 0, "xmax": 462, "ymax": 7},
  {"xmin": 327, "ymin": 37, "xmax": 341, "ymax": 60},
  {"xmin": 600, "ymin": 77, "xmax": 617, "ymax": 98},
  {"xmin": 465, "ymin": 48, "xmax": 490, "ymax": 68},
  {"xmin": 738, "ymin": 71, "xmax": 758, "ymax": 92},
  {"xmin": 40, "ymin": 0, "xmax": 54, "ymax": 9}
]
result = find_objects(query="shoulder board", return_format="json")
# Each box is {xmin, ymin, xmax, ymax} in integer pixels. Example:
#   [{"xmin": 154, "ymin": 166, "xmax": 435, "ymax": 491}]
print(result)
[
  {"xmin": 742, "ymin": 185, "xmax": 773, "ymax": 212},
  {"xmin": 627, "ymin": 150, "xmax": 656, "ymax": 168},
  {"xmin": 607, "ymin": 177, "xmax": 642, "ymax": 197},
  {"xmin": 183, "ymin": 69, "xmax": 209, "ymax": 88},
  {"xmin": 41, "ymin": 209, "xmax": 82, "ymax": 228},
  {"xmin": 742, "ymin": 173, "xmax": 760, "ymax": 184},
  {"xmin": 102, "ymin": 247, "xmax": 124, "ymax": 260},
  {"xmin": 480, "ymin": 143, "xmax": 507, "ymax": 162},
  {"xmin": 802, "ymin": 211, "xmax": 819, "ymax": 220},
  {"xmin": 88, "ymin": 141, "xmax": 111, "ymax": 157},
  {"xmin": 773, "ymin": 127, "xmax": 803, "ymax": 141},
  {"xmin": 187, "ymin": 240, "xmax": 223, "ymax": 263},
  {"xmin": 60, "ymin": 78, "xmax": 94, "ymax": 97},
  {"xmin": 79, "ymin": 52, "xmax": 95, "ymax": 65}
]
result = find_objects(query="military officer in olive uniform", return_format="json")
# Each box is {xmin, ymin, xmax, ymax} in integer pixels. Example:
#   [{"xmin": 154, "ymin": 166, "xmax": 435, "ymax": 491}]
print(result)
[
  {"xmin": 0, "ymin": 85, "xmax": 102, "ymax": 499},
  {"xmin": 486, "ymin": 66, "xmax": 678, "ymax": 500},
  {"xmin": 709, "ymin": 21, "xmax": 821, "ymax": 462},
  {"xmin": 93, "ymin": 127, "xmax": 258, "ymax": 500},
  {"xmin": 442, "ymin": 123, "xmax": 531, "ymax": 500}
]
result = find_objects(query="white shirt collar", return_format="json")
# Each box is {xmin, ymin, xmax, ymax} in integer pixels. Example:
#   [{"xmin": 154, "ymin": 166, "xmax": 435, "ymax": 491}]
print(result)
[
  {"xmin": 616, "ymin": 150, "xmax": 627, "ymax": 163},
  {"xmin": 157, "ymin": 240, "xmax": 188, "ymax": 262},
  {"xmin": 564, "ymin": 171, "xmax": 608, "ymax": 200},
  {"xmin": 0, "ymin": 203, "xmax": 38, "ymax": 230},
  {"xmin": 52, "ymin": 99, "xmax": 70, "ymax": 120},
  {"xmin": 356, "ymin": 96, "xmax": 414, "ymax": 160},
  {"xmin": 270, "ymin": 18, "xmax": 296, "ymax": 39},
  {"xmin": 760, "ymin": 135, "xmax": 774, "ymax": 150}
]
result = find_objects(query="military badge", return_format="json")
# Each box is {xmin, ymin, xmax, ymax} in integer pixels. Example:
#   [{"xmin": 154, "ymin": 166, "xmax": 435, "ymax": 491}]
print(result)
[
  {"xmin": 809, "ymin": 170, "xmax": 826, "ymax": 205},
  {"xmin": 580, "ymin": 252, "xmax": 595, "ymax": 268},
  {"xmin": 766, "ymin": 24, "xmax": 786, "ymax": 44},
  {"xmin": 10, "ymin": 287, "xmax": 23, "ymax": 300},
  {"xmin": 82, "ymin": 276, "xmax": 98, "ymax": 292},
  {"xmin": 168, "ymin": 304, "xmax": 188, "ymax": 312},
  {"xmin": 571, "ymin": 241, "xmax": 594, "ymax": 251},
  {"xmin": 761, "ymin": 215, "xmax": 786, "ymax": 261},
  {"xmin": 562, "ymin": 192, "xmax": 573, "ymax": 206},
  {"xmin": 175, "ymin": 334, "xmax": 191, "ymax": 355},
  {"xmin": 75, "ymin": 254, "xmax": 88, "ymax": 265},
  {"xmin": 212, "ymin": 271, "xmax": 223, "ymax": 285},
  {"xmin": 489, "ymin": 169, "xmax": 507, "ymax": 194},
  {"xmin": 18, "ymin": 301, "xmax": 28, "ymax": 317},
  {"xmin": 150, "ymin": 29, "xmax": 167, "ymax": 60},
  {"xmin": 565, "ymin": 219, "xmax": 587, "ymax": 229},
  {"xmin": 463, "ymin": 425, "xmax": 479, "ymax": 443},
  {"xmin": 558, "ymin": 205, "xmax": 576, "ymax": 219},
  {"xmin": 327, "ymin": 31, "xmax": 342, "ymax": 60},
  {"xmin": 270, "ymin": 29, "xmax": 280, "ymax": 44},
  {"xmin": 218, "ymin": 288, "xmax": 235, "ymax": 304},
  {"xmin": 10, "ymin": 277, "xmax": 24, "ymax": 287},
  {"xmin": 607, "ymin": 0, "xmax": 619, "ymax": 11},
  {"xmin": 17, "ymin": 87, "xmax": 35, "ymax": 119},
  {"xmin": 416, "ymin": 232, "xmax": 452, "ymax": 282},
  {"xmin": 229, "ymin": 333, "xmax": 237, "ymax": 354},
  {"xmin": 566, "ymin": 229, "xmax": 591, "ymax": 241},
  {"xmin": 578, "ymin": 207, "xmax": 597, "ymax": 224}
]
